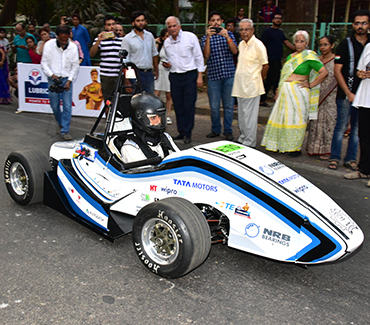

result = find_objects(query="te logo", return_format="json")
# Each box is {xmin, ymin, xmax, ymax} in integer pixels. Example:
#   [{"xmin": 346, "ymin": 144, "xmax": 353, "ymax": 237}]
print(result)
[{"xmin": 150, "ymin": 185, "xmax": 157, "ymax": 191}]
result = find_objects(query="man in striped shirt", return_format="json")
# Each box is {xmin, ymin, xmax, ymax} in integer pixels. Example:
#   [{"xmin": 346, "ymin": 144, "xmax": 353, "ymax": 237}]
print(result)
[{"xmin": 90, "ymin": 15, "xmax": 124, "ymax": 103}]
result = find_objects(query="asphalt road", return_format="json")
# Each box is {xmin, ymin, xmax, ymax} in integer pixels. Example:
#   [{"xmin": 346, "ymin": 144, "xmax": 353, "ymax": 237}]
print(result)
[{"xmin": 0, "ymin": 105, "xmax": 369, "ymax": 324}]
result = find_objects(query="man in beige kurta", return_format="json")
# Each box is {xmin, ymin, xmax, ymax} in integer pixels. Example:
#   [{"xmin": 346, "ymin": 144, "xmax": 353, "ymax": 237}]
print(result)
[{"xmin": 232, "ymin": 19, "xmax": 269, "ymax": 147}]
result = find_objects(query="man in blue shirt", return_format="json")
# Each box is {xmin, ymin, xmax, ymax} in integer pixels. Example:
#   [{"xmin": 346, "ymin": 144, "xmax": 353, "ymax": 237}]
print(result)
[
  {"xmin": 260, "ymin": 13, "xmax": 295, "ymax": 106},
  {"xmin": 12, "ymin": 23, "xmax": 37, "ymax": 63},
  {"xmin": 201, "ymin": 11, "xmax": 238, "ymax": 141},
  {"xmin": 72, "ymin": 14, "xmax": 91, "ymax": 66}
]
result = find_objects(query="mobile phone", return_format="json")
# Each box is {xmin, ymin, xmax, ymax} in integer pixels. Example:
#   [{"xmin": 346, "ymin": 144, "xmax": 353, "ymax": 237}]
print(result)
[
  {"xmin": 103, "ymin": 31, "xmax": 115, "ymax": 39},
  {"xmin": 211, "ymin": 27, "xmax": 222, "ymax": 34}
]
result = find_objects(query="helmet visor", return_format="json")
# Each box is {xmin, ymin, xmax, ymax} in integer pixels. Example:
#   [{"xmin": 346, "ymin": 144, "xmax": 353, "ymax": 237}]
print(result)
[{"xmin": 145, "ymin": 111, "xmax": 167, "ymax": 130}]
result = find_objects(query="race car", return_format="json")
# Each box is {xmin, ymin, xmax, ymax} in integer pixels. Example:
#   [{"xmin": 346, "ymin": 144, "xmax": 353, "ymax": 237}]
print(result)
[{"xmin": 4, "ymin": 55, "xmax": 364, "ymax": 278}]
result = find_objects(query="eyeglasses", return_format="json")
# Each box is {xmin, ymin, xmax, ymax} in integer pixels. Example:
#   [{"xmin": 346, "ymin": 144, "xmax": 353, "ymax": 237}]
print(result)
[
  {"xmin": 354, "ymin": 21, "xmax": 369, "ymax": 26},
  {"xmin": 239, "ymin": 28, "xmax": 253, "ymax": 32}
]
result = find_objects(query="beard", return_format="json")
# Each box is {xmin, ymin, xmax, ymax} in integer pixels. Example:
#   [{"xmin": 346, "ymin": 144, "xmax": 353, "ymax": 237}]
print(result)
[{"xmin": 134, "ymin": 25, "xmax": 144, "ymax": 32}]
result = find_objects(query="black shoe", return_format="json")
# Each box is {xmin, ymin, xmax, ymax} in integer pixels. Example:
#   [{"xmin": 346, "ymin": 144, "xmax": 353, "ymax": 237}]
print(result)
[
  {"xmin": 288, "ymin": 150, "xmax": 302, "ymax": 158},
  {"xmin": 173, "ymin": 134, "xmax": 184, "ymax": 140},
  {"xmin": 225, "ymin": 133, "xmax": 234, "ymax": 141},
  {"xmin": 206, "ymin": 131, "xmax": 220, "ymax": 138},
  {"xmin": 260, "ymin": 102, "xmax": 270, "ymax": 107},
  {"xmin": 184, "ymin": 137, "xmax": 192, "ymax": 144}
]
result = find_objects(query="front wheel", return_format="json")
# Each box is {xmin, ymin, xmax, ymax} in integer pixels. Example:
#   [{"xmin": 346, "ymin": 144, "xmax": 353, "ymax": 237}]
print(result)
[
  {"xmin": 132, "ymin": 197, "xmax": 211, "ymax": 278},
  {"xmin": 4, "ymin": 150, "xmax": 51, "ymax": 205}
]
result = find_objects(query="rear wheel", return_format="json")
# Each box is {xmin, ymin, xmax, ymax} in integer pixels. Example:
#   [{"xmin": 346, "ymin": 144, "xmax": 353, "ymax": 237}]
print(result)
[
  {"xmin": 4, "ymin": 150, "xmax": 51, "ymax": 205},
  {"xmin": 133, "ymin": 197, "xmax": 211, "ymax": 278}
]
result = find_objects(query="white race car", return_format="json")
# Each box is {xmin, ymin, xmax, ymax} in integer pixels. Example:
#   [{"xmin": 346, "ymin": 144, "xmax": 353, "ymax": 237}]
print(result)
[{"xmin": 4, "ymin": 57, "xmax": 364, "ymax": 278}]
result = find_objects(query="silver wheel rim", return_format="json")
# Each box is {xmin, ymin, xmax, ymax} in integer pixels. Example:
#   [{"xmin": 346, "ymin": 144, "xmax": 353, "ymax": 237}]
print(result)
[
  {"xmin": 141, "ymin": 218, "xmax": 179, "ymax": 265},
  {"xmin": 10, "ymin": 162, "xmax": 29, "ymax": 196}
]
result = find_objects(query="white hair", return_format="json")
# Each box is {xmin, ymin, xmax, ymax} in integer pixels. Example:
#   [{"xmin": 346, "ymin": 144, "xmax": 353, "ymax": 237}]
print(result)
[
  {"xmin": 293, "ymin": 30, "xmax": 309, "ymax": 43},
  {"xmin": 239, "ymin": 18, "xmax": 253, "ymax": 28},
  {"xmin": 165, "ymin": 16, "xmax": 181, "ymax": 26}
]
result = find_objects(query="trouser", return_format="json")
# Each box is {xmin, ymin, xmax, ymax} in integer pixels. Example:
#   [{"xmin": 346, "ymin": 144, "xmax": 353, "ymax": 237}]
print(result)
[
  {"xmin": 101, "ymin": 75, "xmax": 118, "ymax": 104},
  {"xmin": 237, "ymin": 96, "xmax": 260, "ymax": 148},
  {"xmin": 169, "ymin": 70, "xmax": 198, "ymax": 138},
  {"xmin": 138, "ymin": 69, "xmax": 154, "ymax": 94},
  {"xmin": 261, "ymin": 59, "xmax": 281, "ymax": 103},
  {"xmin": 207, "ymin": 77, "xmax": 234, "ymax": 135},
  {"xmin": 330, "ymin": 99, "xmax": 359, "ymax": 162},
  {"xmin": 358, "ymin": 107, "xmax": 370, "ymax": 175},
  {"xmin": 48, "ymin": 77, "xmax": 72, "ymax": 135}
]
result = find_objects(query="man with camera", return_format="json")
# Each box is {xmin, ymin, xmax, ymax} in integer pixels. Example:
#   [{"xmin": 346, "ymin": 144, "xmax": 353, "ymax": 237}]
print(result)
[
  {"xmin": 90, "ymin": 15, "xmax": 123, "ymax": 104},
  {"xmin": 201, "ymin": 11, "xmax": 238, "ymax": 141},
  {"xmin": 41, "ymin": 25, "xmax": 79, "ymax": 141}
]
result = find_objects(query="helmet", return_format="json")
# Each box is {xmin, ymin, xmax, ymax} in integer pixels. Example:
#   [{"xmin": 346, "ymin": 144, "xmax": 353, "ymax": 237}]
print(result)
[{"xmin": 130, "ymin": 93, "xmax": 167, "ymax": 138}]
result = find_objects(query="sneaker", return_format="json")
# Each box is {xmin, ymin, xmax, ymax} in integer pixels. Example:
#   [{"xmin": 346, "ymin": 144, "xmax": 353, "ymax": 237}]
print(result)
[
  {"xmin": 62, "ymin": 133, "xmax": 73, "ymax": 141},
  {"xmin": 225, "ymin": 133, "xmax": 234, "ymax": 141},
  {"xmin": 344, "ymin": 171, "xmax": 370, "ymax": 179},
  {"xmin": 206, "ymin": 131, "xmax": 220, "ymax": 138},
  {"xmin": 57, "ymin": 125, "xmax": 62, "ymax": 135},
  {"xmin": 167, "ymin": 117, "xmax": 172, "ymax": 125}
]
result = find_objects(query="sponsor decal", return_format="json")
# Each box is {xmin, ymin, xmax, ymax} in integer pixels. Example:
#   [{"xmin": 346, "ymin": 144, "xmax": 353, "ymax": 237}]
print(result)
[
  {"xmin": 234, "ymin": 203, "xmax": 251, "ymax": 218},
  {"xmin": 213, "ymin": 143, "xmax": 244, "ymax": 153},
  {"xmin": 259, "ymin": 161, "xmax": 285, "ymax": 175},
  {"xmin": 85, "ymin": 208, "xmax": 105, "ymax": 223},
  {"xmin": 173, "ymin": 179, "xmax": 218, "ymax": 192},
  {"xmin": 235, "ymin": 154, "xmax": 247, "ymax": 160},
  {"xmin": 329, "ymin": 208, "xmax": 358, "ymax": 235},
  {"xmin": 160, "ymin": 186, "xmax": 184, "ymax": 196},
  {"xmin": 150, "ymin": 185, "xmax": 157, "ymax": 192},
  {"xmin": 215, "ymin": 201, "xmax": 235, "ymax": 210},
  {"xmin": 244, "ymin": 223, "xmax": 260, "ymax": 238},
  {"xmin": 278, "ymin": 173, "xmax": 300, "ymax": 185},
  {"xmin": 141, "ymin": 193, "xmax": 150, "ymax": 201},
  {"xmin": 261, "ymin": 228, "xmax": 290, "ymax": 247},
  {"xmin": 293, "ymin": 184, "xmax": 311, "ymax": 194}
]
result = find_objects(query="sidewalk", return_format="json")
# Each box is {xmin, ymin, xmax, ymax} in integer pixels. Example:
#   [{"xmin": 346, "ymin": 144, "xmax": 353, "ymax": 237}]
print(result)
[{"xmin": 10, "ymin": 92, "xmax": 354, "ymax": 178}]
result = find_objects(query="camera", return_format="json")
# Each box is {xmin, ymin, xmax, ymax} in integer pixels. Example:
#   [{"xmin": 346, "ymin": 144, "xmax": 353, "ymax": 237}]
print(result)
[
  {"xmin": 49, "ymin": 79, "xmax": 65, "ymax": 93},
  {"xmin": 211, "ymin": 26, "xmax": 222, "ymax": 34},
  {"xmin": 63, "ymin": 16, "xmax": 72, "ymax": 23}
]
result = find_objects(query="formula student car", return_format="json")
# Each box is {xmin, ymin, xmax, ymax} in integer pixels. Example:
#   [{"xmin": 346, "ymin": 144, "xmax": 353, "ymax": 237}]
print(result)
[{"xmin": 4, "ymin": 53, "xmax": 364, "ymax": 278}]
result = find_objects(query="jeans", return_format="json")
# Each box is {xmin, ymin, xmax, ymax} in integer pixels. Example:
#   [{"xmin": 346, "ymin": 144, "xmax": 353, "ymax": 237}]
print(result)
[
  {"xmin": 330, "ymin": 99, "xmax": 359, "ymax": 162},
  {"xmin": 138, "ymin": 70, "xmax": 154, "ymax": 94},
  {"xmin": 48, "ymin": 77, "xmax": 73, "ymax": 135},
  {"xmin": 207, "ymin": 77, "xmax": 234, "ymax": 135}
]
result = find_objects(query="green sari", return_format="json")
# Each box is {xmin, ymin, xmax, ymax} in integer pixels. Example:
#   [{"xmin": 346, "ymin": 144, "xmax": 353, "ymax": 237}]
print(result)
[{"xmin": 261, "ymin": 50, "xmax": 322, "ymax": 152}]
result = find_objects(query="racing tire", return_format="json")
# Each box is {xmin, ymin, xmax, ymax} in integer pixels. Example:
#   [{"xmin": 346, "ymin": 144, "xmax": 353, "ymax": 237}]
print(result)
[
  {"xmin": 4, "ymin": 150, "xmax": 51, "ymax": 205},
  {"xmin": 132, "ymin": 197, "xmax": 211, "ymax": 278}
]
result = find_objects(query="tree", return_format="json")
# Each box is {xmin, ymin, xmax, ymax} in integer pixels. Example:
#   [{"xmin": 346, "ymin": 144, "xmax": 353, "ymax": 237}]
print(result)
[{"xmin": 0, "ymin": 0, "xmax": 19, "ymax": 25}]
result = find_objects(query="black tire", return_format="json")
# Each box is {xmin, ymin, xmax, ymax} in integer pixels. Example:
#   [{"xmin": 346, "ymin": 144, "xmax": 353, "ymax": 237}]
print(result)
[
  {"xmin": 132, "ymin": 197, "xmax": 211, "ymax": 278},
  {"xmin": 4, "ymin": 150, "xmax": 51, "ymax": 205}
]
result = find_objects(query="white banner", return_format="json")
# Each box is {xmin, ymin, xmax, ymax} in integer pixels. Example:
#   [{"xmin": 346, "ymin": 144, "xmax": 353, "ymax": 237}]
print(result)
[{"xmin": 17, "ymin": 63, "xmax": 106, "ymax": 117}]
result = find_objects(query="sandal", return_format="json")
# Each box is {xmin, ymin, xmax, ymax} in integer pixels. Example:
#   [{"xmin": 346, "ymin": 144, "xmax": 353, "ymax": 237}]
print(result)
[
  {"xmin": 344, "ymin": 160, "xmax": 358, "ymax": 171},
  {"xmin": 319, "ymin": 155, "xmax": 330, "ymax": 160},
  {"xmin": 328, "ymin": 160, "xmax": 338, "ymax": 170}
]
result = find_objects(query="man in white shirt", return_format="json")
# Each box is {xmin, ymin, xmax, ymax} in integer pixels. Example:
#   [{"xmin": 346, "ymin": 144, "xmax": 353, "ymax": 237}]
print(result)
[
  {"xmin": 164, "ymin": 16, "xmax": 206, "ymax": 144},
  {"xmin": 41, "ymin": 25, "xmax": 80, "ymax": 140},
  {"xmin": 121, "ymin": 11, "xmax": 159, "ymax": 93}
]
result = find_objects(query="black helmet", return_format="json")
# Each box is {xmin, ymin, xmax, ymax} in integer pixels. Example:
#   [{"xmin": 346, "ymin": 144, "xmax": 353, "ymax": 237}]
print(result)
[{"xmin": 130, "ymin": 93, "xmax": 167, "ymax": 138}]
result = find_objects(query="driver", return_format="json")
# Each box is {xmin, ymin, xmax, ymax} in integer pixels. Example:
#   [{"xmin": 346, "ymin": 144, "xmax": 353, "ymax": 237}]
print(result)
[{"xmin": 121, "ymin": 93, "xmax": 179, "ymax": 163}]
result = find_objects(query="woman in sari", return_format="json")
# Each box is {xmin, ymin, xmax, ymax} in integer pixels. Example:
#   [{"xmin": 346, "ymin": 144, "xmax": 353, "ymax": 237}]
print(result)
[
  {"xmin": 0, "ymin": 44, "xmax": 11, "ymax": 104},
  {"xmin": 306, "ymin": 35, "xmax": 337, "ymax": 158},
  {"xmin": 261, "ymin": 30, "xmax": 328, "ymax": 157}
]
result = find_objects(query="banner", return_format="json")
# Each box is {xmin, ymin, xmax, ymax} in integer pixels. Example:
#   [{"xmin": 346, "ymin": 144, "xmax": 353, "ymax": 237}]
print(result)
[{"xmin": 17, "ymin": 63, "xmax": 105, "ymax": 117}]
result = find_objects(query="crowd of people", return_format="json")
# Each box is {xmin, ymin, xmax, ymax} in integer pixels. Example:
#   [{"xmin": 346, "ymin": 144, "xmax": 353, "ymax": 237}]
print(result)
[{"xmin": 0, "ymin": 6, "xmax": 369, "ymax": 186}]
